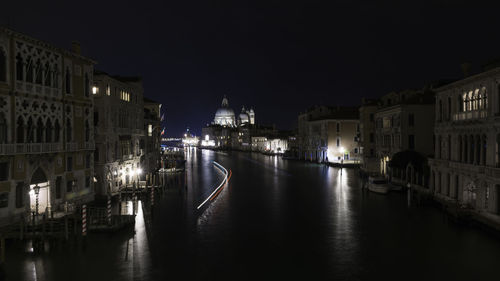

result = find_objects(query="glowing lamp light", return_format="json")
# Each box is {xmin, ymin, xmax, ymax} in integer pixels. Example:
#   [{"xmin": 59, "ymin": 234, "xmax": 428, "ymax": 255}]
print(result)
[
  {"xmin": 130, "ymin": 169, "xmax": 136, "ymax": 176},
  {"xmin": 137, "ymin": 168, "xmax": 143, "ymax": 175},
  {"xmin": 92, "ymin": 86, "xmax": 98, "ymax": 94},
  {"xmin": 340, "ymin": 147, "xmax": 345, "ymax": 154}
]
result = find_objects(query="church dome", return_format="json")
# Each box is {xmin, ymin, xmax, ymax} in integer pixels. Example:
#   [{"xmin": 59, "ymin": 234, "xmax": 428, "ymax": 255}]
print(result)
[
  {"xmin": 214, "ymin": 96, "xmax": 236, "ymax": 126},
  {"xmin": 239, "ymin": 112, "xmax": 249, "ymax": 123},
  {"xmin": 215, "ymin": 107, "xmax": 235, "ymax": 118}
]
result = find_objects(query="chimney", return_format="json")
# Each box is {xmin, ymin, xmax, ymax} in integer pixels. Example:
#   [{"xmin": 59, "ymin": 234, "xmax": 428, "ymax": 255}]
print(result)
[
  {"xmin": 461, "ymin": 62, "xmax": 472, "ymax": 77},
  {"xmin": 71, "ymin": 41, "xmax": 81, "ymax": 55}
]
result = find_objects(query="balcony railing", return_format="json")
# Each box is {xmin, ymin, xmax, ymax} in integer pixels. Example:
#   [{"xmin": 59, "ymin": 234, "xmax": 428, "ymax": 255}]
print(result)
[
  {"xmin": 0, "ymin": 143, "xmax": 64, "ymax": 155},
  {"xmin": 452, "ymin": 110, "xmax": 488, "ymax": 121}
]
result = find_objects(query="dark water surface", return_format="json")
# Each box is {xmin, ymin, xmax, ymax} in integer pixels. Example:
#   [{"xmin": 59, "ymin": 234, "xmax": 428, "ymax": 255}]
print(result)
[{"xmin": 6, "ymin": 149, "xmax": 500, "ymax": 280}]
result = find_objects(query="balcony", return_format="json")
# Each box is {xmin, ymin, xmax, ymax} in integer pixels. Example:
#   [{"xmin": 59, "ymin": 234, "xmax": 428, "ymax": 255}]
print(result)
[
  {"xmin": 452, "ymin": 110, "xmax": 488, "ymax": 121},
  {"xmin": 0, "ymin": 143, "xmax": 64, "ymax": 155}
]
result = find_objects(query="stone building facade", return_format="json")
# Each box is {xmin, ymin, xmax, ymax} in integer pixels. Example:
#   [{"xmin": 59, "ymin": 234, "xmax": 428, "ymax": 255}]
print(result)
[
  {"xmin": 143, "ymin": 97, "xmax": 161, "ymax": 186},
  {"xmin": 92, "ymin": 71, "xmax": 144, "ymax": 196},
  {"xmin": 359, "ymin": 98, "xmax": 378, "ymax": 174},
  {"xmin": 374, "ymin": 90, "xmax": 435, "ymax": 177},
  {"xmin": 429, "ymin": 66, "xmax": 500, "ymax": 216},
  {"xmin": 0, "ymin": 28, "xmax": 95, "ymax": 225},
  {"xmin": 298, "ymin": 106, "xmax": 360, "ymax": 163}
]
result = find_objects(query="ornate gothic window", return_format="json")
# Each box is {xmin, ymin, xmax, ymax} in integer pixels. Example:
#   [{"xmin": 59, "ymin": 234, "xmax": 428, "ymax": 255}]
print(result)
[
  {"xmin": 26, "ymin": 117, "xmax": 34, "ymax": 143},
  {"xmin": 35, "ymin": 59, "xmax": 42, "ymax": 84},
  {"xmin": 66, "ymin": 118, "xmax": 72, "ymax": 142},
  {"xmin": 26, "ymin": 57, "xmax": 33, "ymax": 83},
  {"xmin": 65, "ymin": 67, "xmax": 71, "ymax": 94},
  {"xmin": 44, "ymin": 62, "xmax": 51, "ymax": 87},
  {"xmin": 0, "ymin": 48, "xmax": 7, "ymax": 82},
  {"xmin": 36, "ymin": 117, "xmax": 43, "ymax": 143},
  {"xmin": 16, "ymin": 117, "xmax": 24, "ymax": 143},
  {"xmin": 54, "ymin": 119, "xmax": 60, "ymax": 142},
  {"xmin": 45, "ymin": 118, "xmax": 53, "ymax": 143},
  {"xmin": 16, "ymin": 54, "xmax": 23, "ymax": 81}
]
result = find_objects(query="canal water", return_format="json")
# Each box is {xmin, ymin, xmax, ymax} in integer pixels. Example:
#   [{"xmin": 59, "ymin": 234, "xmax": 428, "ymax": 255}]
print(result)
[{"xmin": 5, "ymin": 149, "xmax": 500, "ymax": 280}]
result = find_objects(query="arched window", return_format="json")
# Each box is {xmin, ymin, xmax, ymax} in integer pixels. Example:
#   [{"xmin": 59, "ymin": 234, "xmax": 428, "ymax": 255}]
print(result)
[
  {"xmin": 85, "ymin": 119, "xmax": 90, "ymax": 142},
  {"xmin": 16, "ymin": 53, "xmax": 23, "ymax": 81},
  {"xmin": 447, "ymin": 97, "xmax": 451, "ymax": 120},
  {"xmin": 481, "ymin": 87, "xmax": 488, "ymax": 109},
  {"xmin": 482, "ymin": 135, "xmax": 487, "ymax": 166},
  {"xmin": 53, "ymin": 64, "xmax": 58, "ymax": 88},
  {"xmin": 468, "ymin": 91, "xmax": 473, "ymax": 111},
  {"xmin": 45, "ymin": 118, "xmax": 52, "ymax": 143},
  {"xmin": 84, "ymin": 73, "xmax": 90, "ymax": 97},
  {"xmin": 463, "ymin": 93, "xmax": 468, "ymax": 112},
  {"xmin": 458, "ymin": 135, "xmax": 462, "ymax": 162},
  {"xmin": 475, "ymin": 135, "xmax": 481, "ymax": 165},
  {"xmin": 36, "ymin": 117, "xmax": 44, "ymax": 143},
  {"xmin": 458, "ymin": 95, "xmax": 463, "ymax": 112},
  {"xmin": 26, "ymin": 57, "xmax": 33, "ymax": 83},
  {"xmin": 26, "ymin": 117, "xmax": 34, "ymax": 143},
  {"xmin": 66, "ymin": 118, "xmax": 72, "ymax": 142},
  {"xmin": 35, "ymin": 59, "xmax": 43, "ymax": 84},
  {"xmin": 0, "ymin": 48, "xmax": 6, "ymax": 82},
  {"xmin": 469, "ymin": 135, "xmax": 474, "ymax": 164},
  {"xmin": 54, "ymin": 119, "xmax": 60, "ymax": 142},
  {"xmin": 44, "ymin": 62, "xmax": 51, "ymax": 87},
  {"xmin": 0, "ymin": 113, "xmax": 7, "ymax": 143},
  {"xmin": 65, "ymin": 67, "xmax": 71, "ymax": 94},
  {"xmin": 464, "ymin": 136, "xmax": 468, "ymax": 163},
  {"xmin": 16, "ymin": 117, "xmax": 24, "ymax": 143}
]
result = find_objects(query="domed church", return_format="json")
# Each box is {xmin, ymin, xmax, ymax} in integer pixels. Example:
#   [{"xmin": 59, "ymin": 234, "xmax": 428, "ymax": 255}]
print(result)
[{"xmin": 213, "ymin": 96, "xmax": 255, "ymax": 127}]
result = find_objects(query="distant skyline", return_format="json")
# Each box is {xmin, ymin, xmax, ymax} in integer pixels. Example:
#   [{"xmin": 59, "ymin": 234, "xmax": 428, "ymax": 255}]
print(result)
[{"xmin": 3, "ymin": 1, "xmax": 500, "ymax": 136}]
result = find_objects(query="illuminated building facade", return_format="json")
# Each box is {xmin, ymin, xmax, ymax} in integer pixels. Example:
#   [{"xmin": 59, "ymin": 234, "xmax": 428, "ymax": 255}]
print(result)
[
  {"xmin": 298, "ymin": 106, "xmax": 360, "ymax": 163},
  {"xmin": 429, "ymin": 65, "xmax": 500, "ymax": 216},
  {"xmin": 93, "ymin": 71, "xmax": 145, "ymax": 196},
  {"xmin": 143, "ymin": 97, "xmax": 162, "ymax": 186},
  {"xmin": 0, "ymin": 28, "xmax": 95, "ymax": 225}
]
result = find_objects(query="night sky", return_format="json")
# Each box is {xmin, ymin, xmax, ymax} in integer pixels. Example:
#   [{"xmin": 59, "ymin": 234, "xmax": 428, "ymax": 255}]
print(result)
[{"xmin": 2, "ymin": 1, "xmax": 500, "ymax": 136}]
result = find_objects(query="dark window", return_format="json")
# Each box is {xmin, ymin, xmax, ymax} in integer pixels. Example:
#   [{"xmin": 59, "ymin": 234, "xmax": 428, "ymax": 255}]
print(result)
[
  {"xmin": 370, "ymin": 148, "xmax": 374, "ymax": 156},
  {"xmin": 35, "ymin": 60, "xmax": 42, "ymax": 84},
  {"xmin": 95, "ymin": 146, "xmax": 99, "ymax": 162},
  {"xmin": 16, "ymin": 117, "xmax": 24, "ymax": 143},
  {"xmin": 369, "ymin": 113, "xmax": 374, "ymax": 122},
  {"xmin": 85, "ymin": 120, "xmax": 90, "ymax": 142},
  {"xmin": 26, "ymin": 57, "xmax": 33, "ymax": 83},
  {"xmin": 94, "ymin": 111, "xmax": 99, "ymax": 126},
  {"xmin": 65, "ymin": 67, "xmax": 71, "ymax": 94},
  {"xmin": 66, "ymin": 157, "xmax": 72, "ymax": 172},
  {"xmin": 66, "ymin": 118, "xmax": 72, "ymax": 142},
  {"xmin": 408, "ymin": 114, "xmax": 414, "ymax": 127},
  {"xmin": 458, "ymin": 95, "xmax": 463, "ymax": 112},
  {"xmin": 66, "ymin": 180, "xmax": 73, "ymax": 192},
  {"xmin": 45, "ymin": 119, "xmax": 53, "ymax": 143},
  {"xmin": 84, "ymin": 73, "xmax": 90, "ymax": 97},
  {"xmin": 0, "ymin": 48, "xmax": 6, "ymax": 82},
  {"xmin": 447, "ymin": 97, "xmax": 451, "ymax": 120},
  {"xmin": 336, "ymin": 138, "xmax": 340, "ymax": 147},
  {"xmin": 409, "ymin": 135, "xmax": 415, "ymax": 150},
  {"xmin": 369, "ymin": 133, "xmax": 374, "ymax": 143},
  {"xmin": 16, "ymin": 53, "xmax": 23, "ymax": 81},
  {"xmin": 54, "ymin": 120, "xmax": 60, "ymax": 142},
  {"xmin": 44, "ymin": 62, "xmax": 51, "ymax": 87},
  {"xmin": 336, "ymin": 123, "xmax": 340, "ymax": 132},
  {"xmin": 85, "ymin": 176, "xmax": 90, "ymax": 188},
  {"xmin": 438, "ymin": 100, "xmax": 443, "ymax": 121},
  {"xmin": 0, "ymin": 113, "xmax": 7, "ymax": 143},
  {"xmin": 15, "ymin": 182, "xmax": 24, "ymax": 208},
  {"xmin": 86, "ymin": 153, "xmax": 91, "ymax": 169},
  {"xmin": 55, "ymin": 177, "xmax": 62, "ymax": 199},
  {"xmin": 0, "ymin": 162, "xmax": 9, "ymax": 181},
  {"xmin": 0, "ymin": 193, "xmax": 8, "ymax": 208}
]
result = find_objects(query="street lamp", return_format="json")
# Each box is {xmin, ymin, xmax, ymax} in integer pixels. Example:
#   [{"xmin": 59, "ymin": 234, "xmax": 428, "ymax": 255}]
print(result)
[{"xmin": 33, "ymin": 184, "xmax": 40, "ymax": 216}]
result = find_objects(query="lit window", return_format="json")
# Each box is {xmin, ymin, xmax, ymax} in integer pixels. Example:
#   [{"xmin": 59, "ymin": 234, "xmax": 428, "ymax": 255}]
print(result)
[
  {"xmin": 92, "ymin": 86, "xmax": 98, "ymax": 94},
  {"xmin": 106, "ymin": 84, "xmax": 110, "ymax": 95}
]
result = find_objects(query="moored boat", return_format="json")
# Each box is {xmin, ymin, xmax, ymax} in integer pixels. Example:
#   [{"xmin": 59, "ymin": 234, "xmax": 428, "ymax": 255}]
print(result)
[{"xmin": 368, "ymin": 177, "xmax": 391, "ymax": 194}]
